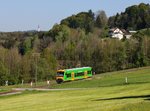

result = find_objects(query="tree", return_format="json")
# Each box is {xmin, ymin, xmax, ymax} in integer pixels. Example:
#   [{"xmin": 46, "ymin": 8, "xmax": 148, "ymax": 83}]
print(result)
[
  {"xmin": 5, "ymin": 48, "xmax": 21, "ymax": 85},
  {"xmin": 19, "ymin": 38, "xmax": 32, "ymax": 55},
  {"xmin": 95, "ymin": 10, "xmax": 108, "ymax": 28},
  {"xmin": 60, "ymin": 11, "xmax": 95, "ymax": 33},
  {"xmin": 42, "ymin": 48, "xmax": 58, "ymax": 79},
  {"xmin": 0, "ymin": 47, "xmax": 8, "ymax": 85},
  {"xmin": 20, "ymin": 54, "xmax": 32, "ymax": 83}
]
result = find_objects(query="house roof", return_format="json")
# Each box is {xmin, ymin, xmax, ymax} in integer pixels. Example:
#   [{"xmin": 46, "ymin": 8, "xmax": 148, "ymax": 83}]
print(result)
[
  {"xmin": 109, "ymin": 27, "xmax": 119, "ymax": 32},
  {"xmin": 120, "ymin": 29, "xmax": 131, "ymax": 35},
  {"xmin": 109, "ymin": 27, "xmax": 131, "ymax": 35}
]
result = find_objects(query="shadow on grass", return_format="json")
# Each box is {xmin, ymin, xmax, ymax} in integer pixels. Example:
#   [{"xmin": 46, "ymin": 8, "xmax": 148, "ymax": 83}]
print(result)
[
  {"xmin": 144, "ymin": 98, "xmax": 150, "ymax": 101},
  {"xmin": 94, "ymin": 94, "xmax": 150, "ymax": 101}
]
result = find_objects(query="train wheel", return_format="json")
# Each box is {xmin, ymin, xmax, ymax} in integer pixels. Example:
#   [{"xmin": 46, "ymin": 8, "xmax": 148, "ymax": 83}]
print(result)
[{"xmin": 56, "ymin": 79, "xmax": 63, "ymax": 84}]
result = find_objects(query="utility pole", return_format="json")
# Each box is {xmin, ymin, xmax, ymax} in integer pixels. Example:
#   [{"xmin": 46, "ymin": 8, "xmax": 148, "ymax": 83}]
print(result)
[{"xmin": 35, "ymin": 56, "xmax": 37, "ymax": 87}]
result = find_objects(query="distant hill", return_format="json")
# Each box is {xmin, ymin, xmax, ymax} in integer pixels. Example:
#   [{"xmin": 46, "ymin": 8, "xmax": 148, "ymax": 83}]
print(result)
[{"xmin": 0, "ymin": 31, "xmax": 40, "ymax": 49}]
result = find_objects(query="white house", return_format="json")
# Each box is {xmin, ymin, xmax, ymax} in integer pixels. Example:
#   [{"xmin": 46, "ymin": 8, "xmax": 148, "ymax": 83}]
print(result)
[
  {"xmin": 109, "ymin": 28, "xmax": 124, "ymax": 40},
  {"xmin": 129, "ymin": 31, "xmax": 137, "ymax": 33},
  {"xmin": 121, "ymin": 29, "xmax": 132, "ymax": 39},
  {"xmin": 109, "ymin": 28, "xmax": 132, "ymax": 40}
]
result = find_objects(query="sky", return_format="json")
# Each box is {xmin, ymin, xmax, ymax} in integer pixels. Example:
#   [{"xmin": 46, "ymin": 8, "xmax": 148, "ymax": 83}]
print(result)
[{"xmin": 0, "ymin": 0, "xmax": 149, "ymax": 32}]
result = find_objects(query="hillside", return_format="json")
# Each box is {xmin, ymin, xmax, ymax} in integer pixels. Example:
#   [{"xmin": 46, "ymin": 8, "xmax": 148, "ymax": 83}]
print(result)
[
  {"xmin": 0, "ymin": 3, "xmax": 149, "ymax": 86},
  {"xmin": 0, "ymin": 67, "xmax": 150, "ymax": 111},
  {"xmin": 51, "ymin": 66, "xmax": 150, "ymax": 88}
]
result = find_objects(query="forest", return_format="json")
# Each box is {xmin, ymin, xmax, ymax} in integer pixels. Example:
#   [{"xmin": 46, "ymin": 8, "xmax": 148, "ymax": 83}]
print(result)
[{"xmin": 0, "ymin": 3, "xmax": 149, "ymax": 85}]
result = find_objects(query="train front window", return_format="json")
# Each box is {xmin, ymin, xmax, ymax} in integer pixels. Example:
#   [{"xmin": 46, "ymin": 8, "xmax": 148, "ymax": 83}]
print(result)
[{"xmin": 57, "ymin": 72, "xmax": 64, "ymax": 76}]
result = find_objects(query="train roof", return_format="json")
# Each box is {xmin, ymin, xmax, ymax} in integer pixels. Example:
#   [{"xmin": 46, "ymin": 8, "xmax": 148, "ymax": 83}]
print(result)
[
  {"xmin": 57, "ymin": 67, "xmax": 92, "ymax": 72},
  {"xmin": 65, "ymin": 67, "xmax": 91, "ymax": 72}
]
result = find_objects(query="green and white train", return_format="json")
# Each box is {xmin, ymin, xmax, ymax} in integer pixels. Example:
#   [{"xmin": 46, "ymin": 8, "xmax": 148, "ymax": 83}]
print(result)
[{"xmin": 56, "ymin": 67, "xmax": 92, "ymax": 84}]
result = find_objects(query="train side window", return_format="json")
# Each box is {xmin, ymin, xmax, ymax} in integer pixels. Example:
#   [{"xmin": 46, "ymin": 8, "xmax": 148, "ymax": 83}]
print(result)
[
  {"xmin": 66, "ymin": 73, "xmax": 71, "ymax": 78},
  {"xmin": 76, "ymin": 72, "xmax": 84, "ymax": 76},
  {"xmin": 88, "ymin": 71, "xmax": 91, "ymax": 74}
]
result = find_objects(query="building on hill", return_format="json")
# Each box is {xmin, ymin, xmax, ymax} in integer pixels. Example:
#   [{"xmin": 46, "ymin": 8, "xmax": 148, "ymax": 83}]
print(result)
[
  {"xmin": 109, "ymin": 28, "xmax": 124, "ymax": 40},
  {"xmin": 129, "ymin": 31, "xmax": 137, "ymax": 34},
  {"xmin": 109, "ymin": 27, "xmax": 132, "ymax": 40},
  {"xmin": 121, "ymin": 29, "xmax": 132, "ymax": 39},
  {"xmin": 37, "ymin": 25, "xmax": 41, "ymax": 32}
]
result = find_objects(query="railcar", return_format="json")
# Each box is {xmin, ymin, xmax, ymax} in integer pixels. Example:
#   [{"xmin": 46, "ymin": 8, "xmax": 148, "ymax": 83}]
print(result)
[{"xmin": 56, "ymin": 67, "xmax": 92, "ymax": 84}]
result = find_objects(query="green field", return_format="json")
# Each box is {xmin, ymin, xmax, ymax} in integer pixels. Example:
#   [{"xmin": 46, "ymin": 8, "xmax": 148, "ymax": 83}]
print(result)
[{"xmin": 0, "ymin": 67, "xmax": 150, "ymax": 111}]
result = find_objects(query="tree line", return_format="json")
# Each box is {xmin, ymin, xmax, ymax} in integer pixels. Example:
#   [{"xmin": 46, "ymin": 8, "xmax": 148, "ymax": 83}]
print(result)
[{"xmin": 108, "ymin": 3, "xmax": 150, "ymax": 30}]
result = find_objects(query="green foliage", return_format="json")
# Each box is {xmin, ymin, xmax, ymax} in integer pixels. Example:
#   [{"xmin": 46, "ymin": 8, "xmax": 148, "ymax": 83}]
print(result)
[
  {"xmin": 0, "ymin": 62, "xmax": 8, "ymax": 85},
  {"xmin": 2, "ymin": 38, "xmax": 17, "ymax": 49},
  {"xmin": 108, "ymin": 3, "xmax": 150, "ymax": 30},
  {"xmin": 138, "ymin": 28, "xmax": 150, "ymax": 36},
  {"xmin": 61, "ymin": 10, "xmax": 95, "ymax": 33},
  {"xmin": 47, "ymin": 24, "xmax": 70, "ymax": 42},
  {"xmin": 95, "ymin": 10, "xmax": 108, "ymax": 28},
  {"xmin": 42, "ymin": 48, "xmax": 58, "ymax": 79},
  {"xmin": 19, "ymin": 38, "xmax": 32, "ymax": 55}
]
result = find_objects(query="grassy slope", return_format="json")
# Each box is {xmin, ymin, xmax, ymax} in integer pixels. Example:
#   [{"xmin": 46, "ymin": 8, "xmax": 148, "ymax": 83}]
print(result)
[
  {"xmin": 51, "ymin": 67, "xmax": 150, "ymax": 88},
  {"xmin": 0, "ymin": 67, "xmax": 150, "ymax": 111}
]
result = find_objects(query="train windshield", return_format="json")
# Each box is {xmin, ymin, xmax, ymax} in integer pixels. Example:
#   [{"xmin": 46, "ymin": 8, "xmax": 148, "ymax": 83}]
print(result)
[{"xmin": 57, "ymin": 71, "xmax": 64, "ymax": 76}]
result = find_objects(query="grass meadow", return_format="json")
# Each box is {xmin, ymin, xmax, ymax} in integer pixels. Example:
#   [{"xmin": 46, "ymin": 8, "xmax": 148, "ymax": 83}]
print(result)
[{"xmin": 0, "ymin": 67, "xmax": 150, "ymax": 111}]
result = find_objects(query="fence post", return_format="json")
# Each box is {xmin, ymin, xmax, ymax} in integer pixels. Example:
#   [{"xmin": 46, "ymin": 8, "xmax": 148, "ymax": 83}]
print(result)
[
  {"xmin": 125, "ymin": 77, "xmax": 128, "ymax": 84},
  {"xmin": 5, "ymin": 80, "xmax": 8, "ymax": 86},
  {"xmin": 22, "ymin": 79, "xmax": 24, "ymax": 85}
]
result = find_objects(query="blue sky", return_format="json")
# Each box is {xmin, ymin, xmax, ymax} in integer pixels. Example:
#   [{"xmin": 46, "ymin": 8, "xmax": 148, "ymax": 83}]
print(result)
[{"xmin": 0, "ymin": 0, "xmax": 149, "ymax": 32}]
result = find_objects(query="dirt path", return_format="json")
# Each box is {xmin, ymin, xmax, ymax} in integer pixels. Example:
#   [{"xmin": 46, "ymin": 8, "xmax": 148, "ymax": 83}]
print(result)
[
  {"xmin": 0, "ymin": 90, "xmax": 22, "ymax": 96},
  {"xmin": 0, "ymin": 88, "xmax": 87, "ymax": 96},
  {"xmin": 13, "ymin": 88, "xmax": 87, "ymax": 91}
]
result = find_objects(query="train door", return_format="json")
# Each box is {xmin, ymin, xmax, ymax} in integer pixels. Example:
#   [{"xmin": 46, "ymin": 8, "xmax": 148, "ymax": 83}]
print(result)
[
  {"xmin": 84, "ymin": 71, "xmax": 87, "ymax": 78},
  {"xmin": 71, "ymin": 72, "xmax": 75, "ymax": 80}
]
